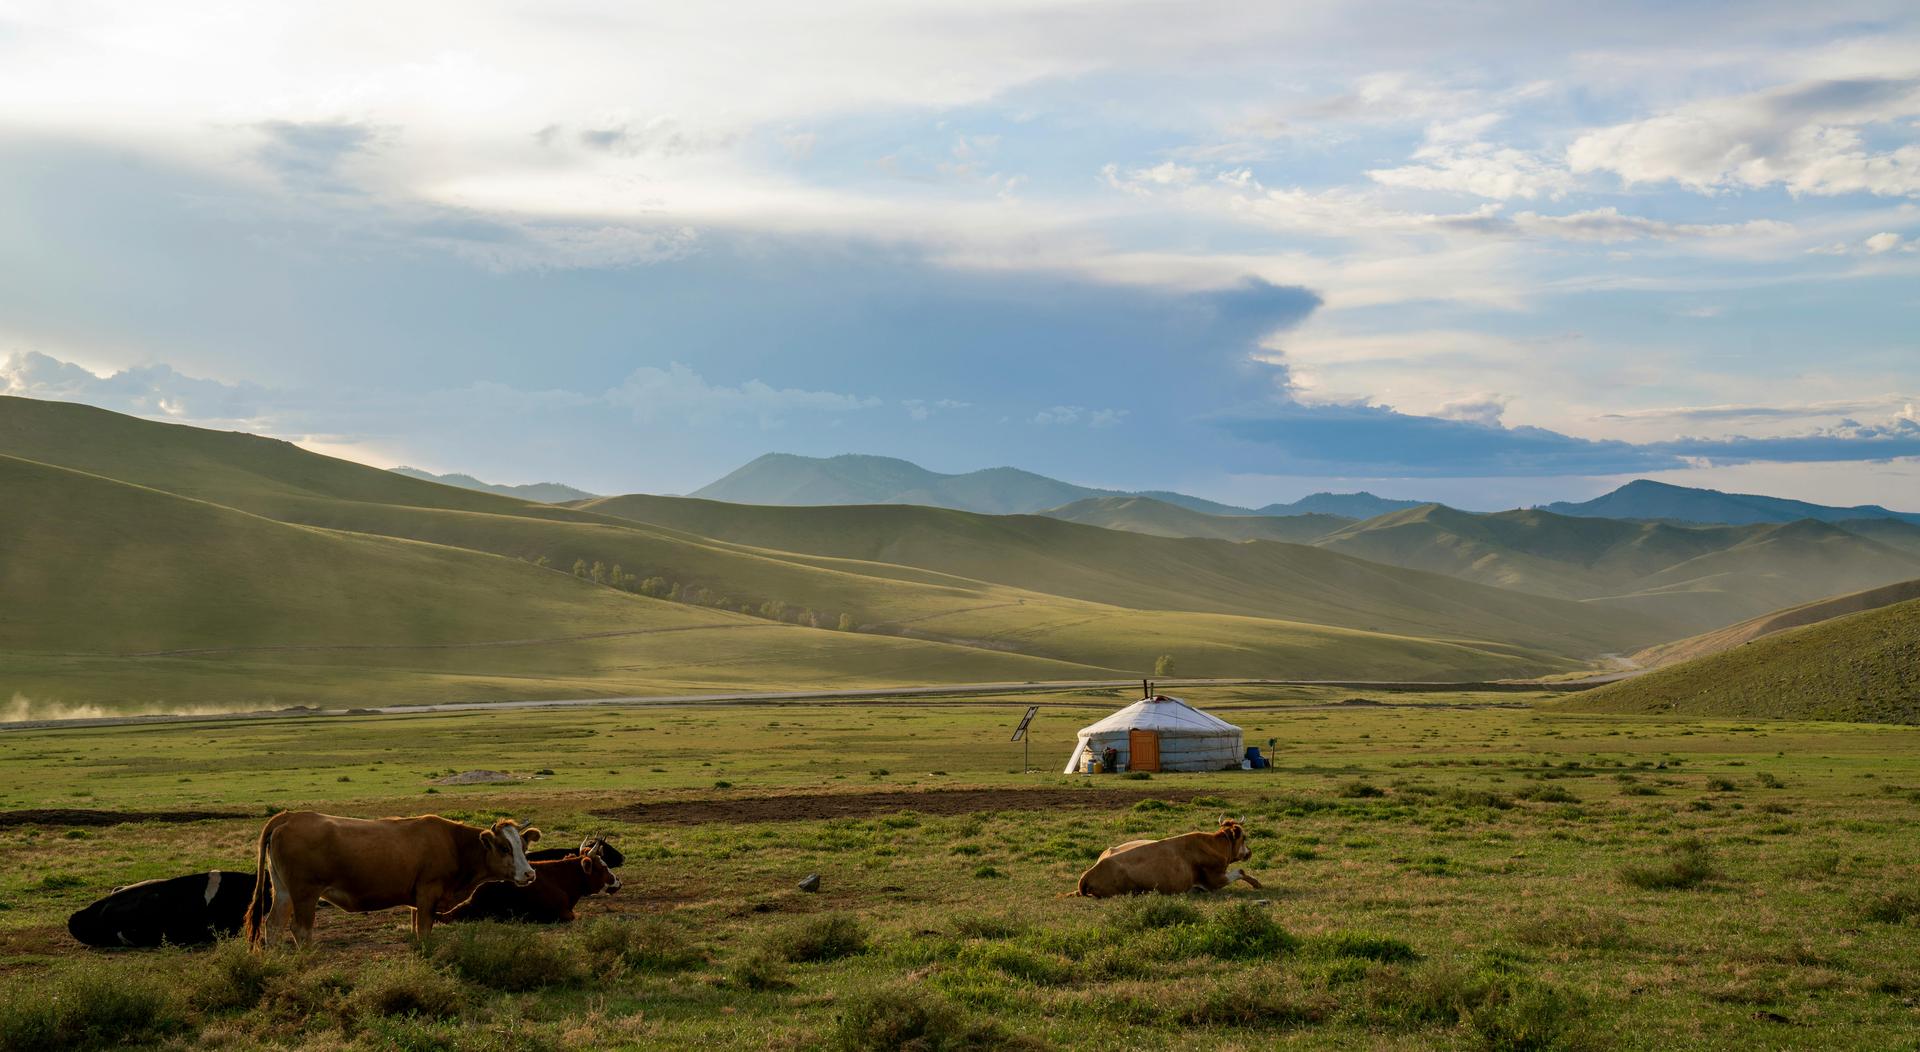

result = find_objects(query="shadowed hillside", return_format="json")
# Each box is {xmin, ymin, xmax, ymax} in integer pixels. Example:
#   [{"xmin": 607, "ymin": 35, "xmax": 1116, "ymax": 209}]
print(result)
[
  {"xmin": 1562, "ymin": 597, "xmax": 1920, "ymax": 724},
  {"xmin": 1313, "ymin": 504, "xmax": 1920, "ymax": 631},
  {"xmin": 572, "ymin": 493, "xmax": 1668, "ymax": 656},
  {"xmin": 1631, "ymin": 578, "xmax": 1920, "ymax": 668}
]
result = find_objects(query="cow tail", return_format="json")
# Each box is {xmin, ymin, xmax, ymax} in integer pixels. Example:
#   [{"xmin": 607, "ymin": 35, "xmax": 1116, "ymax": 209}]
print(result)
[{"xmin": 245, "ymin": 812, "xmax": 282, "ymax": 949}]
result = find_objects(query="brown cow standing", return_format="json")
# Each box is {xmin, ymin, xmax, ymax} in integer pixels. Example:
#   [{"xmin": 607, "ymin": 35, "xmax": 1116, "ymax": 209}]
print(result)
[
  {"xmin": 1074, "ymin": 819, "xmax": 1259, "ymax": 897},
  {"xmin": 437, "ymin": 846, "xmax": 621, "ymax": 924},
  {"xmin": 245, "ymin": 811, "xmax": 540, "ymax": 948}
]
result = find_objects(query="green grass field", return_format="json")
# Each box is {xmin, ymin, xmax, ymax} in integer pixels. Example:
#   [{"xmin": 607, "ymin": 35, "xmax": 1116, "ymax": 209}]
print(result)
[{"xmin": 2, "ymin": 687, "xmax": 1916, "ymax": 1050}]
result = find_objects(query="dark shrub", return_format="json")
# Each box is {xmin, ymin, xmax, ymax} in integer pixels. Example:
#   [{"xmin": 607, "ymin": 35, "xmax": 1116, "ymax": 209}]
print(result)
[
  {"xmin": 1339, "ymin": 781, "xmax": 1386, "ymax": 798},
  {"xmin": 768, "ymin": 914, "xmax": 867, "ymax": 963},
  {"xmin": 429, "ymin": 922, "xmax": 579, "ymax": 991},
  {"xmin": 1706, "ymin": 777, "xmax": 1739, "ymax": 792},
  {"xmin": 1619, "ymin": 837, "xmax": 1718, "ymax": 891}
]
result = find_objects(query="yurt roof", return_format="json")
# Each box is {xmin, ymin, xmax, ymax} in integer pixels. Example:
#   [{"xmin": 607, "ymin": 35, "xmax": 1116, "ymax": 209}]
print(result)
[{"xmin": 1076, "ymin": 695, "xmax": 1240, "ymax": 737}]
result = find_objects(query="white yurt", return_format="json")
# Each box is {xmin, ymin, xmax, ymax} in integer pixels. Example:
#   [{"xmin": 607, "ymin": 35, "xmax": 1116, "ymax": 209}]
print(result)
[{"xmin": 1063, "ymin": 695, "xmax": 1244, "ymax": 773}]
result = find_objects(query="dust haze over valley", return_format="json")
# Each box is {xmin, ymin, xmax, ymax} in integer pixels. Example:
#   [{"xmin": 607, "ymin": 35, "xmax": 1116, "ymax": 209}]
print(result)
[{"xmin": 4, "ymin": 3, "xmax": 1920, "ymax": 1049}]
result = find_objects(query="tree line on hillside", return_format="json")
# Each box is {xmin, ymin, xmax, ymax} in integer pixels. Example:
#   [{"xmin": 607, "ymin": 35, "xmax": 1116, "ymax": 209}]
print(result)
[{"xmin": 522, "ymin": 554, "xmax": 858, "ymax": 632}]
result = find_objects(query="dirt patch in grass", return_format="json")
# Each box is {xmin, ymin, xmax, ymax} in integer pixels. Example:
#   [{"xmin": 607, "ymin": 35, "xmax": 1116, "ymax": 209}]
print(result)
[
  {"xmin": 595, "ymin": 787, "xmax": 1205, "ymax": 825},
  {"xmin": 0, "ymin": 808, "xmax": 246, "ymax": 828}
]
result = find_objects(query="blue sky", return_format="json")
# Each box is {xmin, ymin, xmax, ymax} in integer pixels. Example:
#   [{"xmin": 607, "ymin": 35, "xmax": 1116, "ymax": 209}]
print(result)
[{"xmin": 1, "ymin": 1, "xmax": 1916, "ymax": 509}]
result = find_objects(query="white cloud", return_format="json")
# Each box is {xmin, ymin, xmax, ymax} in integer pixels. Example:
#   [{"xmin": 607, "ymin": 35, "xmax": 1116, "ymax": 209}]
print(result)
[
  {"xmin": 1864, "ymin": 231, "xmax": 1904, "ymax": 253},
  {"xmin": 1568, "ymin": 76, "xmax": 1920, "ymax": 196},
  {"xmin": 1367, "ymin": 114, "xmax": 1573, "ymax": 201}
]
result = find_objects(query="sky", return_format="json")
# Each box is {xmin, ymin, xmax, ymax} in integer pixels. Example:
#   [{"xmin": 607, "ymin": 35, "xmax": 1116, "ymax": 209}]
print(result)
[{"xmin": 1, "ymin": 1, "xmax": 1917, "ymax": 510}]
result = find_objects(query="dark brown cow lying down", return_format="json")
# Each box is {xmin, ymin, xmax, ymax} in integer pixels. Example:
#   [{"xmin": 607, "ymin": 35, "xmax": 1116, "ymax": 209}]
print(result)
[
  {"xmin": 1074, "ymin": 819, "xmax": 1259, "ymax": 897},
  {"xmin": 246, "ymin": 811, "xmax": 540, "ymax": 948},
  {"xmin": 438, "ymin": 844, "xmax": 621, "ymax": 924}
]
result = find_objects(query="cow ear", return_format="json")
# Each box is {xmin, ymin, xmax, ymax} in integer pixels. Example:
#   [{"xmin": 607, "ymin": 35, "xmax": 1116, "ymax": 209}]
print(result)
[
  {"xmin": 521, "ymin": 827, "xmax": 541, "ymax": 845},
  {"xmin": 479, "ymin": 829, "xmax": 498, "ymax": 849},
  {"xmin": 580, "ymin": 855, "xmax": 595, "ymax": 874}
]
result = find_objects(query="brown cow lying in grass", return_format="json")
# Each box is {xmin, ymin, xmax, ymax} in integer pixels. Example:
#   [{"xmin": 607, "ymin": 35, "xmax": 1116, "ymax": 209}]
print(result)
[
  {"xmin": 1074, "ymin": 819, "xmax": 1260, "ymax": 897},
  {"xmin": 246, "ymin": 811, "xmax": 540, "ymax": 948},
  {"xmin": 438, "ymin": 843, "xmax": 621, "ymax": 924}
]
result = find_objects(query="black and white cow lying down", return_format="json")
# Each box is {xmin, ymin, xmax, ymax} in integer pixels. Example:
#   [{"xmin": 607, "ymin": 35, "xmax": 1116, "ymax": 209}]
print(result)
[
  {"xmin": 525, "ymin": 835, "xmax": 625, "ymax": 868},
  {"xmin": 68, "ymin": 870, "xmax": 258, "ymax": 948},
  {"xmin": 67, "ymin": 837, "xmax": 623, "ymax": 947}
]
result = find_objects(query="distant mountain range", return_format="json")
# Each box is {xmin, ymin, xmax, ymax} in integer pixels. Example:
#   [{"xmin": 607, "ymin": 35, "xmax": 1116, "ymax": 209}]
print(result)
[
  {"xmin": 1541, "ymin": 478, "xmax": 1920, "ymax": 526},
  {"xmin": 690, "ymin": 452, "xmax": 1425, "ymax": 518},
  {"xmin": 391, "ymin": 466, "xmax": 598, "ymax": 504},
  {"xmin": 694, "ymin": 454, "xmax": 1920, "ymax": 528}
]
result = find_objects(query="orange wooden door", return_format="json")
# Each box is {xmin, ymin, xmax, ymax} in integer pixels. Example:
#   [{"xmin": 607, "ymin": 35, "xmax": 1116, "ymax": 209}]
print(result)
[{"xmin": 1128, "ymin": 730, "xmax": 1161, "ymax": 772}]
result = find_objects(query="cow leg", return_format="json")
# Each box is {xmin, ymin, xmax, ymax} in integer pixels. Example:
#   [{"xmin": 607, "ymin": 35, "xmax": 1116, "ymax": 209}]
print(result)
[
  {"xmin": 1230, "ymin": 868, "xmax": 1264, "ymax": 889},
  {"xmin": 290, "ymin": 895, "xmax": 318, "ymax": 947},
  {"xmin": 266, "ymin": 881, "xmax": 295, "ymax": 946},
  {"xmin": 412, "ymin": 895, "xmax": 437, "ymax": 940},
  {"xmin": 1194, "ymin": 866, "xmax": 1234, "ymax": 892}
]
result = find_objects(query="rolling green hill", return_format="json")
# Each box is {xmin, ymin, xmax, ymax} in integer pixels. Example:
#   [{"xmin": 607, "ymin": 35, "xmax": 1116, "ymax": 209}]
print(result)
[
  {"xmin": 0, "ymin": 451, "xmax": 1110, "ymax": 712},
  {"xmin": 1041, "ymin": 495, "xmax": 1352, "ymax": 542},
  {"xmin": 1561, "ymin": 597, "xmax": 1920, "ymax": 724},
  {"xmin": 1312, "ymin": 504, "xmax": 1920, "ymax": 632},
  {"xmin": 1630, "ymin": 578, "xmax": 1920, "ymax": 668},
  {"xmin": 570, "ymin": 493, "xmax": 1668, "ymax": 656},
  {"xmin": 1, "ymin": 396, "xmax": 1628, "ymax": 713}
]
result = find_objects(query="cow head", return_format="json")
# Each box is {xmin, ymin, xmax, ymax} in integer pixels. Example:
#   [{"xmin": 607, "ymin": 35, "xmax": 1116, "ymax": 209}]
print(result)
[
  {"xmin": 479, "ymin": 819, "xmax": 542, "ymax": 886},
  {"xmin": 1216, "ymin": 818, "xmax": 1252, "ymax": 862},
  {"xmin": 581, "ymin": 842, "xmax": 621, "ymax": 895}
]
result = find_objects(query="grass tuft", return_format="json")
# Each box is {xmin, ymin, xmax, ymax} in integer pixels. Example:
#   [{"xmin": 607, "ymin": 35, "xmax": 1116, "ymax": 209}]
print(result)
[
  {"xmin": 0, "ymin": 962, "xmax": 179, "ymax": 1051},
  {"xmin": 349, "ymin": 955, "xmax": 468, "ymax": 1020},
  {"xmin": 1316, "ymin": 931, "xmax": 1420, "ymax": 962},
  {"xmin": 1113, "ymin": 896, "xmax": 1202, "ymax": 931},
  {"xmin": 830, "ymin": 986, "xmax": 1040, "ymax": 1051},
  {"xmin": 429, "ymin": 922, "xmax": 580, "ymax": 991},
  {"xmin": 1857, "ymin": 887, "xmax": 1920, "ymax": 925},
  {"xmin": 577, "ymin": 916, "xmax": 704, "ymax": 975},
  {"xmin": 768, "ymin": 913, "xmax": 868, "ymax": 963},
  {"xmin": 1618, "ymin": 837, "xmax": 1719, "ymax": 891}
]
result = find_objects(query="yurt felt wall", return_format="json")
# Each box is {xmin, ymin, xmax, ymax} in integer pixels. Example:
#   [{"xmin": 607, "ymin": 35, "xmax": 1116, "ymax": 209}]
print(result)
[{"xmin": 1064, "ymin": 695, "xmax": 1244, "ymax": 773}]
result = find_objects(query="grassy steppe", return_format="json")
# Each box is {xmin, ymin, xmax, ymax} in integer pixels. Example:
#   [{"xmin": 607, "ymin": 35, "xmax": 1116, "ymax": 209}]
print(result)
[
  {"xmin": 0, "ymin": 397, "xmax": 1652, "ymax": 715},
  {"xmin": 1565, "ymin": 598, "xmax": 1920, "ymax": 725},
  {"xmin": 0, "ymin": 690, "xmax": 1916, "ymax": 1050}
]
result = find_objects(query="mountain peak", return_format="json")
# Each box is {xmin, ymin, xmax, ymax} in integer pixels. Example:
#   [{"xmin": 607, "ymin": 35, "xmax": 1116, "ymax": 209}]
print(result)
[{"xmin": 1544, "ymin": 479, "xmax": 1919, "ymax": 527}]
